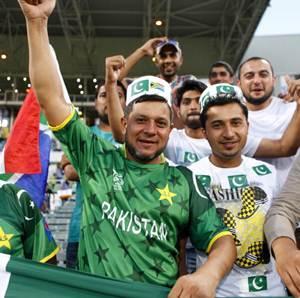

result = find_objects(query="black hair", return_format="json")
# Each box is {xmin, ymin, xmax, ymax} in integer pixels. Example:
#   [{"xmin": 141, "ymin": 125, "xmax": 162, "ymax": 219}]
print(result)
[
  {"xmin": 200, "ymin": 96, "xmax": 248, "ymax": 128},
  {"xmin": 208, "ymin": 61, "xmax": 234, "ymax": 77},
  {"xmin": 175, "ymin": 79, "xmax": 207, "ymax": 107},
  {"xmin": 238, "ymin": 56, "xmax": 274, "ymax": 79},
  {"xmin": 95, "ymin": 78, "xmax": 127, "ymax": 99},
  {"xmin": 124, "ymin": 96, "xmax": 173, "ymax": 123}
]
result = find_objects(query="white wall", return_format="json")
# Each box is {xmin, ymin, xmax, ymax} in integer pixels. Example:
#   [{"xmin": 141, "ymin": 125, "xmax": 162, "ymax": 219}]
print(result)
[{"xmin": 242, "ymin": 35, "xmax": 300, "ymax": 76}]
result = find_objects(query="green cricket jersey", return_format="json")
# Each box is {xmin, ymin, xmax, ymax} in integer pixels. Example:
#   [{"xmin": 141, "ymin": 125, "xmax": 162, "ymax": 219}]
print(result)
[
  {"xmin": 53, "ymin": 110, "xmax": 230, "ymax": 287},
  {"xmin": 0, "ymin": 183, "xmax": 58, "ymax": 262}
]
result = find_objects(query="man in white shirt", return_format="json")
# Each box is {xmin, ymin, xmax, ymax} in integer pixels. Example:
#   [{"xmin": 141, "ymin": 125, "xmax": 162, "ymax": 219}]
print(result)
[
  {"xmin": 189, "ymin": 83, "xmax": 286, "ymax": 297},
  {"xmin": 238, "ymin": 56, "xmax": 300, "ymax": 189},
  {"xmin": 165, "ymin": 78, "xmax": 300, "ymax": 168}
]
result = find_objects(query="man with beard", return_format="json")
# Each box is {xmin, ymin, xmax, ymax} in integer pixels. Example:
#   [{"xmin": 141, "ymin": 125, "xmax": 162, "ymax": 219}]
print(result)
[
  {"xmin": 61, "ymin": 79, "xmax": 126, "ymax": 268},
  {"xmin": 164, "ymin": 79, "xmax": 300, "ymax": 168},
  {"xmin": 164, "ymin": 79, "xmax": 210, "ymax": 166},
  {"xmin": 238, "ymin": 56, "xmax": 299, "ymax": 189},
  {"xmin": 19, "ymin": 0, "xmax": 237, "ymax": 293},
  {"xmin": 93, "ymin": 79, "xmax": 126, "ymax": 139}
]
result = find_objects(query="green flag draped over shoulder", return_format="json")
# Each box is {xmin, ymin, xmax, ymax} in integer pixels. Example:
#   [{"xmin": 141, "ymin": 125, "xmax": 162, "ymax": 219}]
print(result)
[{"xmin": 0, "ymin": 253, "xmax": 169, "ymax": 298}]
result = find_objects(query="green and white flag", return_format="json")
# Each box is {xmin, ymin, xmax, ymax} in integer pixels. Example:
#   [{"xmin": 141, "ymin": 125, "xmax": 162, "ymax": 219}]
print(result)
[{"xmin": 0, "ymin": 253, "xmax": 169, "ymax": 298}]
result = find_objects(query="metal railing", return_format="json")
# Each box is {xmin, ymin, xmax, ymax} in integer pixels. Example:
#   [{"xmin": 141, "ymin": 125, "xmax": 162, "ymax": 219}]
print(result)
[{"xmin": 0, "ymin": 90, "xmax": 95, "ymax": 106}]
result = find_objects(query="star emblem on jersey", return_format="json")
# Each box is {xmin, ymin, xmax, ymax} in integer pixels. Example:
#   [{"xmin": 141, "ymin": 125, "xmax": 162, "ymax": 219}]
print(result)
[
  {"xmin": 156, "ymin": 184, "xmax": 176, "ymax": 205},
  {"xmin": 252, "ymin": 165, "xmax": 271, "ymax": 176},
  {"xmin": 228, "ymin": 174, "xmax": 248, "ymax": 188},
  {"xmin": 0, "ymin": 227, "xmax": 13, "ymax": 250}
]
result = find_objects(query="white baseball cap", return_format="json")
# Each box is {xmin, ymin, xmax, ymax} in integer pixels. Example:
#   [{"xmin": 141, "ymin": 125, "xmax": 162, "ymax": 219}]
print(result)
[
  {"xmin": 199, "ymin": 83, "xmax": 245, "ymax": 113},
  {"xmin": 126, "ymin": 75, "xmax": 172, "ymax": 106}
]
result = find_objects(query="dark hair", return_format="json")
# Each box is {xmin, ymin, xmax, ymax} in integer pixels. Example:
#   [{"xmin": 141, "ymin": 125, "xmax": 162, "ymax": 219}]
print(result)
[
  {"xmin": 208, "ymin": 61, "xmax": 234, "ymax": 77},
  {"xmin": 95, "ymin": 79, "xmax": 127, "ymax": 98},
  {"xmin": 175, "ymin": 79, "xmax": 207, "ymax": 107},
  {"xmin": 200, "ymin": 97, "xmax": 248, "ymax": 128},
  {"xmin": 238, "ymin": 56, "xmax": 274, "ymax": 79},
  {"xmin": 124, "ymin": 97, "xmax": 173, "ymax": 123}
]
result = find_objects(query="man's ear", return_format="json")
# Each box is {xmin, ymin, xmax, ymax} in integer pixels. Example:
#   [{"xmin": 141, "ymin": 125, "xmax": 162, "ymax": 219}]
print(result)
[
  {"xmin": 121, "ymin": 116, "xmax": 127, "ymax": 130},
  {"xmin": 201, "ymin": 127, "xmax": 208, "ymax": 140}
]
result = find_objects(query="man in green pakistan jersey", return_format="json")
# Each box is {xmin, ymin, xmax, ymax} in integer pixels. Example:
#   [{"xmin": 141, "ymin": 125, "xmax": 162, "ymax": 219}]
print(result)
[
  {"xmin": 0, "ymin": 182, "xmax": 58, "ymax": 263},
  {"xmin": 18, "ymin": 0, "xmax": 236, "ymax": 296}
]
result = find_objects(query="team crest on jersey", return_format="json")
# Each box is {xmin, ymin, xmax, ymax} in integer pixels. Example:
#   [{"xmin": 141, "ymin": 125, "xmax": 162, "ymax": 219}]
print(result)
[
  {"xmin": 228, "ymin": 174, "xmax": 248, "ymax": 188},
  {"xmin": 252, "ymin": 165, "xmax": 271, "ymax": 176},
  {"xmin": 0, "ymin": 226, "xmax": 13, "ymax": 250},
  {"xmin": 112, "ymin": 169, "xmax": 124, "ymax": 191},
  {"xmin": 184, "ymin": 152, "xmax": 199, "ymax": 164}
]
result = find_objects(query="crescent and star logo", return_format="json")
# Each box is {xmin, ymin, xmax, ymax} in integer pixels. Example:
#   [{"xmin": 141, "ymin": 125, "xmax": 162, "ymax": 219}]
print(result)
[
  {"xmin": 252, "ymin": 165, "xmax": 272, "ymax": 176},
  {"xmin": 216, "ymin": 84, "xmax": 235, "ymax": 95},
  {"xmin": 248, "ymin": 275, "xmax": 267, "ymax": 292},
  {"xmin": 228, "ymin": 175, "xmax": 248, "ymax": 188},
  {"xmin": 131, "ymin": 79, "xmax": 149, "ymax": 96}
]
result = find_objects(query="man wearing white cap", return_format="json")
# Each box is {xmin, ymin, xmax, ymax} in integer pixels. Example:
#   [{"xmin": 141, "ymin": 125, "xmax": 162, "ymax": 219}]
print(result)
[
  {"xmin": 19, "ymin": 1, "xmax": 236, "ymax": 296},
  {"xmin": 189, "ymin": 83, "xmax": 287, "ymax": 297}
]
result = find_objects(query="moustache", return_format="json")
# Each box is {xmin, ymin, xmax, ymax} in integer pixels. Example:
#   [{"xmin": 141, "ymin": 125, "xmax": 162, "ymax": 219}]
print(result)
[{"xmin": 187, "ymin": 112, "xmax": 201, "ymax": 117}]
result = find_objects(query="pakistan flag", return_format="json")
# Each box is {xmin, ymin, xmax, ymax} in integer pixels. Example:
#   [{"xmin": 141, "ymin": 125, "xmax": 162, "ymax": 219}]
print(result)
[{"xmin": 0, "ymin": 253, "xmax": 169, "ymax": 297}]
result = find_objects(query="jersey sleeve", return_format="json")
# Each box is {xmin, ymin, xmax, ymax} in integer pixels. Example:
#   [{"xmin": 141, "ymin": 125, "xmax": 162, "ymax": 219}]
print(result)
[
  {"xmin": 51, "ymin": 109, "xmax": 115, "ymax": 175},
  {"xmin": 20, "ymin": 189, "xmax": 58, "ymax": 263},
  {"xmin": 185, "ymin": 169, "xmax": 232, "ymax": 253}
]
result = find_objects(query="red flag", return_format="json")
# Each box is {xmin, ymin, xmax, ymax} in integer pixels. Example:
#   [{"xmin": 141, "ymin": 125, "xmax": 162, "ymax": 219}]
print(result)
[{"xmin": 3, "ymin": 89, "xmax": 41, "ymax": 174}]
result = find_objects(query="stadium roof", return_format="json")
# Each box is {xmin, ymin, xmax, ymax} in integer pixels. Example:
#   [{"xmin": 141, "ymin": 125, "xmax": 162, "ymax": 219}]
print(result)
[{"xmin": 0, "ymin": 0, "xmax": 270, "ymax": 95}]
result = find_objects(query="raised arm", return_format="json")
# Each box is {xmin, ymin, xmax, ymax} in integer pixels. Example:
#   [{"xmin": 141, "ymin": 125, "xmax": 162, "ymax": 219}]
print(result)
[
  {"xmin": 105, "ymin": 56, "xmax": 126, "ymax": 143},
  {"xmin": 254, "ymin": 82, "xmax": 300, "ymax": 158},
  {"xmin": 119, "ymin": 37, "xmax": 166, "ymax": 79},
  {"xmin": 18, "ymin": 0, "xmax": 71, "ymax": 126},
  {"xmin": 169, "ymin": 235, "xmax": 236, "ymax": 298}
]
